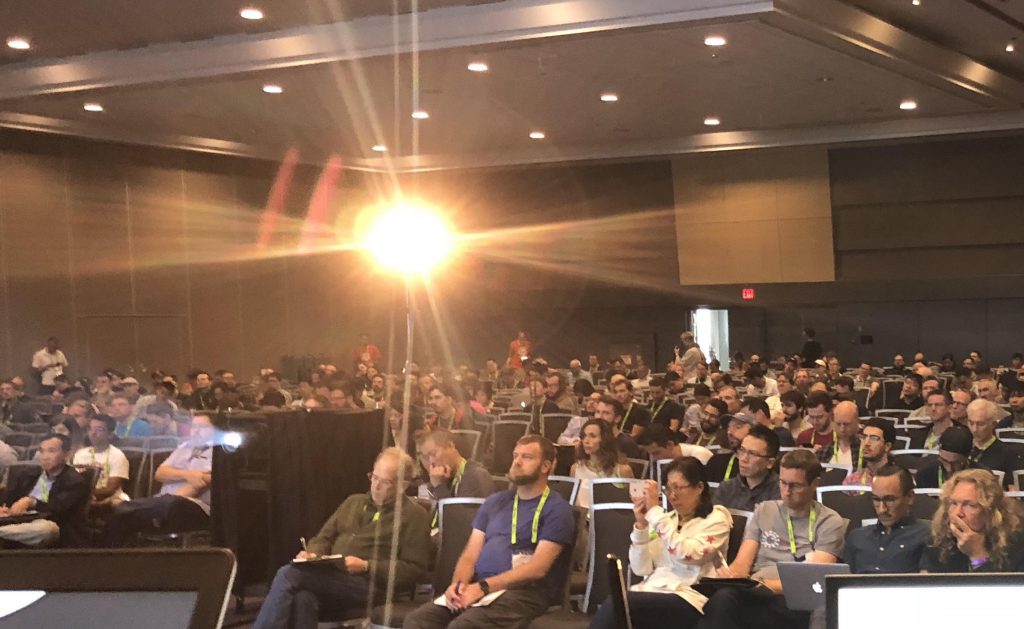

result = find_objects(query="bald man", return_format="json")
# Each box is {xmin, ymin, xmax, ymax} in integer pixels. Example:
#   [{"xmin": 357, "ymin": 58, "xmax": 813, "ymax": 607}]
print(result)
[{"xmin": 817, "ymin": 401, "xmax": 861, "ymax": 467}]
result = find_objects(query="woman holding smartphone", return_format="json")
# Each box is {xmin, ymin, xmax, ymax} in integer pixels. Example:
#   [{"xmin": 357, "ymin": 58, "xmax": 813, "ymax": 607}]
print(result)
[
  {"xmin": 590, "ymin": 456, "xmax": 732, "ymax": 629},
  {"xmin": 571, "ymin": 418, "xmax": 633, "ymax": 508}
]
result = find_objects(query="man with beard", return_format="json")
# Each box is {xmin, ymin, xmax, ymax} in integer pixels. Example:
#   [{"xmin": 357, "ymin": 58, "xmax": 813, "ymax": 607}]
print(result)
[
  {"xmin": 796, "ymin": 392, "xmax": 835, "ymax": 454},
  {"xmin": 686, "ymin": 398, "xmax": 728, "ymax": 447},
  {"xmin": 404, "ymin": 436, "xmax": 575, "ymax": 629},
  {"xmin": 923, "ymin": 390, "xmax": 955, "ymax": 450},
  {"xmin": 556, "ymin": 391, "xmax": 601, "ymax": 446},
  {"xmin": 611, "ymin": 380, "xmax": 651, "ymax": 439},
  {"xmin": 842, "ymin": 419, "xmax": 894, "ymax": 488},
  {"xmin": 779, "ymin": 390, "xmax": 808, "ymax": 444},
  {"xmin": 594, "ymin": 396, "xmax": 644, "ymax": 459}
]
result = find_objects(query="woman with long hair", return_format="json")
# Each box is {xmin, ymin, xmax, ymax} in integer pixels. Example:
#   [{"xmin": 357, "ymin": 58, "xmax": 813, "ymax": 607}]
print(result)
[
  {"xmin": 590, "ymin": 456, "xmax": 732, "ymax": 629},
  {"xmin": 570, "ymin": 418, "xmax": 633, "ymax": 508},
  {"xmin": 925, "ymin": 468, "xmax": 1024, "ymax": 572}
]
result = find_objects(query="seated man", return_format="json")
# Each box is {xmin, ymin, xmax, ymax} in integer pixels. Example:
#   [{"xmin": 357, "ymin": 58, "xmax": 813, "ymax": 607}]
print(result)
[
  {"xmin": 104, "ymin": 413, "xmax": 215, "ymax": 545},
  {"xmin": 72, "ymin": 414, "xmax": 130, "ymax": 511},
  {"xmin": 0, "ymin": 433, "xmax": 89, "ymax": 547},
  {"xmin": 637, "ymin": 422, "xmax": 714, "ymax": 465},
  {"xmin": 841, "ymin": 418, "xmax": 894, "ymax": 489},
  {"xmin": 844, "ymin": 466, "xmax": 930, "ymax": 573},
  {"xmin": 253, "ymin": 447, "xmax": 431, "ymax": 629},
  {"xmin": 110, "ymin": 393, "xmax": 153, "ymax": 438},
  {"xmin": 713, "ymin": 424, "xmax": 781, "ymax": 512},
  {"xmin": 699, "ymin": 449, "xmax": 845, "ymax": 629},
  {"xmin": 915, "ymin": 425, "xmax": 973, "ymax": 489},
  {"xmin": 403, "ymin": 436, "xmax": 575, "ymax": 629},
  {"xmin": 419, "ymin": 429, "xmax": 493, "ymax": 526}
]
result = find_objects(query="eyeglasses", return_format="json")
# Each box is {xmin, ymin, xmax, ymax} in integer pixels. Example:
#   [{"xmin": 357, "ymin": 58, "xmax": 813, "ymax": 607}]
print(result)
[
  {"xmin": 736, "ymin": 446, "xmax": 770, "ymax": 459},
  {"xmin": 367, "ymin": 472, "xmax": 395, "ymax": 488},
  {"xmin": 779, "ymin": 480, "xmax": 809, "ymax": 491},
  {"xmin": 860, "ymin": 434, "xmax": 884, "ymax": 444},
  {"xmin": 665, "ymin": 483, "xmax": 695, "ymax": 494},
  {"xmin": 870, "ymin": 494, "xmax": 903, "ymax": 505}
]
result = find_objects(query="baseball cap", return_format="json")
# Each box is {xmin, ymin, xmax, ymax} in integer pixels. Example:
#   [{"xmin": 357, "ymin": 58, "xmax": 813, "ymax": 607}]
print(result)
[
  {"xmin": 727, "ymin": 412, "xmax": 756, "ymax": 427},
  {"xmin": 939, "ymin": 425, "xmax": 973, "ymax": 457},
  {"xmin": 121, "ymin": 376, "xmax": 139, "ymax": 385}
]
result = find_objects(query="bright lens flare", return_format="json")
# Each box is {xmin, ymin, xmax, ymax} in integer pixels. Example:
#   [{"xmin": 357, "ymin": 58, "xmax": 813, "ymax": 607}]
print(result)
[{"xmin": 364, "ymin": 204, "xmax": 455, "ymax": 276}]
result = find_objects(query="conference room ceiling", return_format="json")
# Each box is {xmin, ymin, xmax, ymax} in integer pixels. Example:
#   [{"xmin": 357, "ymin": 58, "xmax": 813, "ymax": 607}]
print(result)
[{"xmin": 1, "ymin": 0, "xmax": 1023, "ymax": 171}]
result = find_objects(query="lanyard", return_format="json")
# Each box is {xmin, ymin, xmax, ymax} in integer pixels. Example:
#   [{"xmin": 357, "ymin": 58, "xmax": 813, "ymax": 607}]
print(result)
[
  {"xmin": 786, "ymin": 505, "xmax": 817, "ymax": 558},
  {"xmin": 724, "ymin": 454, "xmax": 736, "ymax": 480},
  {"xmin": 511, "ymin": 486, "xmax": 550, "ymax": 545},
  {"xmin": 832, "ymin": 435, "xmax": 862, "ymax": 468},
  {"xmin": 700, "ymin": 433, "xmax": 717, "ymax": 447},
  {"xmin": 36, "ymin": 474, "xmax": 50, "ymax": 503},
  {"xmin": 652, "ymin": 400, "xmax": 667, "ymax": 420},
  {"xmin": 620, "ymin": 404, "xmax": 634, "ymax": 432},
  {"xmin": 123, "ymin": 418, "xmax": 136, "ymax": 436},
  {"xmin": 431, "ymin": 459, "xmax": 467, "ymax": 528},
  {"xmin": 364, "ymin": 503, "xmax": 381, "ymax": 522},
  {"xmin": 938, "ymin": 466, "xmax": 945, "ymax": 486}
]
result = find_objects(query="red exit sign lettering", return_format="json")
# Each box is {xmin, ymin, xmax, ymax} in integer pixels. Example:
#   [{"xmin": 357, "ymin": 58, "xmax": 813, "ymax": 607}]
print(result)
[{"xmin": 741, "ymin": 288, "xmax": 755, "ymax": 300}]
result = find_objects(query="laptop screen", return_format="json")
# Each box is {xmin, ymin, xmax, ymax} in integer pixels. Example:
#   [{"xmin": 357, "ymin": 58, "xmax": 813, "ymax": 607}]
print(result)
[
  {"xmin": 0, "ymin": 591, "xmax": 198, "ymax": 628},
  {"xmin": 827, "ymin": 574, "xmax": 1024, "ymax": 629}
]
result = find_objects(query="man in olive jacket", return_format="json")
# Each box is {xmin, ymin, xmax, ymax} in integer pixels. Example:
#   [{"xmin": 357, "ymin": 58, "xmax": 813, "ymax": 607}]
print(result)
[{"xmin": 252, "ymin": 447, "xmax": 431, "ymax": 629}]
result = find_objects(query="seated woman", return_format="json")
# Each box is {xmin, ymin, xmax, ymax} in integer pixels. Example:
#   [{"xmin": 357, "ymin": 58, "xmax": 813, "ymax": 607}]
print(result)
[
  {"xmin": 590, "ymin": 456, "xmax": 732, "ymax": 629},
  {"xmin": 570, "ymin": 418, "xmax": 633, "ymax": 509},
  {"xmin": 925, "ymin": 468, "xmax": 1024, "ymax": 572}
]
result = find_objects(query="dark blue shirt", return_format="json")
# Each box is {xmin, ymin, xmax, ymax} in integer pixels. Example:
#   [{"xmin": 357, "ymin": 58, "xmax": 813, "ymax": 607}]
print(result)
[
  {"xmin": 843, "ymin": 516, "xmax": 930, "ymax": 573},
  {"xmin": 472, "ymin": 486, "xmax": 575, "ymax": 598}
]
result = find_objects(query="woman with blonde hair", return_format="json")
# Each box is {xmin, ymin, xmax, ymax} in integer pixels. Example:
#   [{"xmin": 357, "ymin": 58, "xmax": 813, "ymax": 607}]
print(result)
[{"xmin": 925, "ymin": 468, "xmax": 1024, "ymax": 572}]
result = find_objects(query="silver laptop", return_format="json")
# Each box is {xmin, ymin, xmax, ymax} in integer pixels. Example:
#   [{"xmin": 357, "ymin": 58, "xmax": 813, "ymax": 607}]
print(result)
[{"xmin": 777, "ymin": 562, "xmax": 851, "ymax": 611}]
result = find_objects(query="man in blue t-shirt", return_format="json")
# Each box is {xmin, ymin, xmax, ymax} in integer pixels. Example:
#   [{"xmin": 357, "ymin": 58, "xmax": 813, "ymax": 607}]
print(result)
[{"xmin": 404, "ymin": 435, "xmax": 575, "ymax": 629}]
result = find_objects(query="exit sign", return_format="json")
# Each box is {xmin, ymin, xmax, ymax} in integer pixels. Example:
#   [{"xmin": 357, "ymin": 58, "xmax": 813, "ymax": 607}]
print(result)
[{"xmin": 741, "ymin": 288, "xmax": 756, "ymax": 300}]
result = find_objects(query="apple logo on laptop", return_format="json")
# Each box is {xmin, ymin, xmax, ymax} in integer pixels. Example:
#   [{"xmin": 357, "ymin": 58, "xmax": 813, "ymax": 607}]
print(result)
[{"xmin": 812, "ymin": 581, "xmax": 823, "ymax": 594}]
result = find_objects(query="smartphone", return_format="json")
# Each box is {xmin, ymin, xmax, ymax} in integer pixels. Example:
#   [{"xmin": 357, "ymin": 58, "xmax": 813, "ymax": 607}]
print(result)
[{"xmin": 629, "ymin": 483, "xmax": 646, "ymax": 500}]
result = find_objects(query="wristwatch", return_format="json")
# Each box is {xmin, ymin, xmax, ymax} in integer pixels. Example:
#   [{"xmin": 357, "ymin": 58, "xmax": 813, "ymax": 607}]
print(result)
[{"xmin": 479, "ymin": 579, "xmax": 491, "ymax": 595}]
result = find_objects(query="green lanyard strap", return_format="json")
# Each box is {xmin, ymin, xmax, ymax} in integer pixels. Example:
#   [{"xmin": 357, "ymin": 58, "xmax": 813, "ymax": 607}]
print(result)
[
  {"xmin": 652, "ymin": 400, "xmax": 667, "ymax": 420},
  {"xmin": 36, "ymin": 474, "xmax": 50, "ymax": 503},
  {"xmin": 511, "ymin": 486, "xmax": 550, "ymax": 545},
  {"xmin": 786, "ymin": 505, "xmax": 817, "ymax": 558},
  {"xmin": 619, "ymin": 404, "xmax": 634, "ymax": 432},
  {"xmin": 724, "ymin": 454, "xmax": 736, "ymax": 480},
  {"xmin": 431, "ymin": 459, "xmax": 468, "ymax": 528}
]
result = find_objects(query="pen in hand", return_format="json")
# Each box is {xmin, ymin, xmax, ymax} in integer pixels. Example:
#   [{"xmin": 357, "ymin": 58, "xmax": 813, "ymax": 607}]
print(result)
[{"xmin": 300, "ymin": 537, "xmax": 309, "ymax": 555}]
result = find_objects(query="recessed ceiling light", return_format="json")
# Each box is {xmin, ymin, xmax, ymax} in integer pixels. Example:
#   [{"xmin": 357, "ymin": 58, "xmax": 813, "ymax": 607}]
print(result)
[
  {"xmin": 411, "ymin": 110, "xmax": 430, "ymax": 119},
  {"xmin": 262, "ymin": 84, "xmax": 283, "ymax": 94},
  {"xmin": 467, "ymin": 61, "xmax": 489, "ymax": 72},
  {"xmin": 1007, "ymin": 39, "xmax": 1016, "ymax": 53},
  {"xmin": 600, "ymin": 93, "xmax": 619, "ymax": 102},
  {"xmin": 83, "ymin": 103, "xmax": 104, "ymax": 113},
  {"xmin": 704, "ymin": 116, "xmax": 721, "ymax": 126},
  {"xmin": 911, "ymin": 0, "xmax": 920, "ymax": 5},
  {"xmin": 899, "ymin": 99, "xmax": 917, "ymax": 110},
  {"xmin": 704, "ymin": 35, "xmax": 727, "ymax": 47},
  {"xmin": 240, "ymin": 7, "xmax": 264, "ymax": 20},
  {"xmin": 371, "ymin": 144, "xmax": 387, "ymax": 152},
  {"xmin": 6, "ymin": 36, "xmax": 30, "ymax": 50},
  {"xmin": 529, "ymin": 131, "xmax": 545, "ymax": 139}
]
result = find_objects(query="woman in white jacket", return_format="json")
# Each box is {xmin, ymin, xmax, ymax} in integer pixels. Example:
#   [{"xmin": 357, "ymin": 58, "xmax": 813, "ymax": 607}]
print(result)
[{"xmin": 590, "ymin": 456, "xmax": 733, "ymax": 628}]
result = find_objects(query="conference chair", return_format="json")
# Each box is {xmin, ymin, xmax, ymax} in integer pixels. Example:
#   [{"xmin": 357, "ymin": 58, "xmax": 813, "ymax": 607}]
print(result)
[
  {"xmin": 582, "ymin": 503, "xmax": 635, "ymax": 613},
  {"xmin": 910, "ymin": 491, "xmax": 940, "ymax": 521},
  {"xmin": 450, "ymin": 429, "xmax": 482, "ymax": 461},
  {"xmin": 605, "ymin": 553, "xmax": 634, "ymax": 629},
  {"xmin": 891, "ymin": 449, "xmax": 938, "ymax": 473},
  {"xmin": 820, "ymin": 464, "xmax": 850, "ymax": 486},
  {"xmin": 590, "ymin": 478, "xmax": 644, "ymax": 506},
  {"xmin": 547, "ymin": 475, "xmax": 582, "ymax": 506},
  {"xmin": 489, "ymin": 420, "xmax": 530, "ymax": 474},
  {"xmin": 624, "ymin": 458, "xmax": 649, "ymax": 480},
  {"xmin": 726, "ymin": 508, "xmax": 753, "ymax": 563},
  {"xmin": 541, "ymin": 413, "xmax": 573, "ymax": 443},
  {"xmin": 817, "ymin": 486, "xmax": 875, "ymax": 533}
]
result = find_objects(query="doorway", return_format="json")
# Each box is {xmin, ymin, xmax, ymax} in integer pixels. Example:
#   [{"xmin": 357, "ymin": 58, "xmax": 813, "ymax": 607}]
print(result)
[{"xmin": 691, "ymin": 308, "xmax": 729, "ymax": 368}]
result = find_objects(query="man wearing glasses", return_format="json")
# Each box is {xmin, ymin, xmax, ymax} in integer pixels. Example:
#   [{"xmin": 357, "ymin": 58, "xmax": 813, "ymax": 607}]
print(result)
[
  {"xmin": 713, "ymin": 425, "xmax": 781, "ymax": 512},
  {"xmin": 842, "ymin": 419, "xmax": 895, "ymax": 489},
  {"xmin": 252, "ymin": 447, "xmax": 430, "ymax": 629},
  {"xmin": 699, "ymin": 449, "xmax": 845, "ymax": 629}
]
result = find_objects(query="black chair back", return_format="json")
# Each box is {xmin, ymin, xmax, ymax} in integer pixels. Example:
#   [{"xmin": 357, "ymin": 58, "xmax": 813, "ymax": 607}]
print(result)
[
  {"xmin": 894, "ymin": 427, "xmax": 929, "ymax": 449},
  {"xmin": 590, "ymin": 478, "xmax": 641, "ymax": 506},
  {"xmin": 605, "ymin": 553, "xmax": 634, "ymax": 629},
  {"xmin": 490, "ymin": 421, "xmax": 529, "ymax": 474},
  {"xmin": 706, "ymin": 452, "xmax": 734, "ymax": 483},
  {"xmin": 450, "ymin": 430, "xmax": 482, "ymax": 461},
  {"xmin": 911, "ymin": 493, "xmax": 940, "ymax": 521},
  {"xmin": 540, "ymin": 414, "xmax": 572, "ymax": 443},
  {"xmin": 5, "ymin": 461, "xmax": 41, "ymax": 490},
  {"xmin": 121, "ymin": 447, "xmax": 147, "ymax": 499},
  {"xmin": 818, "ymin": 488, "xmax": 876, "ymax": 527},
  {"xmin": 434, "ymin": 498, "xmax": 485, "ymax": 594},
  {"xmin": 726, "ymin": 509, "xmax": 751, "ymax": 563},
  {"xmin": 583, "ymin": 503, "xmax": 634, "ymax": 613},
  {"xmin": 4, "ymin": 433, "xmax": 37, "ymax": 448},
  {"xmin": 546, "ymin": 476, "xmax": 581, "ymax": 506},
  {"xmin": 820, "ymin": 467, "xmax": 848, "ymax": 486}
]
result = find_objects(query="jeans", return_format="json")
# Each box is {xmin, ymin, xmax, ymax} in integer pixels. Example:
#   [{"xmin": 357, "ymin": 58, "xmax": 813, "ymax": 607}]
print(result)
[{"xmin": 252, "ymin": 564, "xmax": 370, "ymax": 629}]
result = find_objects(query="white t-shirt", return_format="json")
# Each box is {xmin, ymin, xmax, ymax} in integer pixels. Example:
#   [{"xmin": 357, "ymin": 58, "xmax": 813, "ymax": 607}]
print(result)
[
  {"xmin": 73, "ymin": 444, "xmax": 130, "ymax": 502},
  {"xmin": 32, "ymin": 349, "xmax": 68, "ymax": 386}
]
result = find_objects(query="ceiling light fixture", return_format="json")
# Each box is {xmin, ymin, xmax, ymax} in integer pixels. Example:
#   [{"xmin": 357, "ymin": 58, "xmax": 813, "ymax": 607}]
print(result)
[
  {"xmin": 1007, "ymin": 39, "xmax": 1016, "ymax": 53},
  {"xmin": 262, "ymin": 84, "xmax": 283, "ymax": 94},
  {"xmin": 83, "ymin": 103, "xmax": 104, "ymax": 112},
  {"xmin": 371, "ymin": 145, "xmax": 387, "ymax": 152},
  {"xmin": 6, "ymin": 36, "xmax": 30, "ymax": 50},
  {"xmin": 529, "ymin": 131, "xmax": 546, "ymax": 139},
  {"xmin": 704, "ymin": 116, "xmax": 721, "ymax": 126},
  {"xmin": 899, "ymin": 99, "xmax": 917, "ymax": 110},
  {"xmin": 911, "ymin": 0, "xmax": 920, "ymax": 5},
  {"xmin": 467, "ymin": 61, "xmax": 489, "ymax": 72},
  {"xmin": 240, "ymin": 7, "xmax": 264, "ymax": 20},
  {"xmin": 704, "ymin": 35, "xmax": 727, "ymax": 47},
  {"xmin": 600, "ymin": 93, "xmax": 619, "ymax": 102},
  {"xmin": 411, "ymin": 110, "xmax": 430, "ymax": 119}
]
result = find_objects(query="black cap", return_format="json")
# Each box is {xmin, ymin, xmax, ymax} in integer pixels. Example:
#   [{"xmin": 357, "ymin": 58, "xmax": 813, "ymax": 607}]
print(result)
[{"xmin": 939, "ymin": 425, "xmax": 973, "ymax": 457}]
